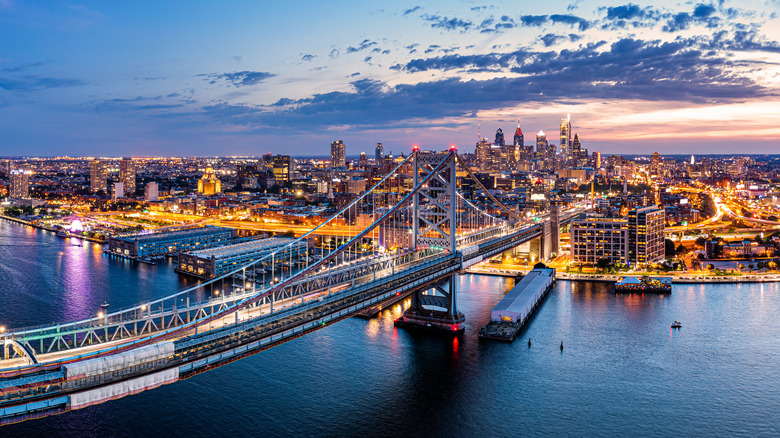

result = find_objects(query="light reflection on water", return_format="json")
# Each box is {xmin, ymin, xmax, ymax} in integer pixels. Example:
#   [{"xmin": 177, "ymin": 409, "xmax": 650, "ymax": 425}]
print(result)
[{"xmin": 2, "ymin": 221, "xmax": 779, "ymax": 437}]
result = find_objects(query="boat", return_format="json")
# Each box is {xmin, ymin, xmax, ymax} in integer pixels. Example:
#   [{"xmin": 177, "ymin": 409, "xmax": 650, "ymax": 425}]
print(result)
[
  {"xmin": 671, "ymin": 320, "xmax": 682, "ymax": 328},
  {"xmin": 615, "ymin": 276, "xmax": 672, "ymax": 293}
]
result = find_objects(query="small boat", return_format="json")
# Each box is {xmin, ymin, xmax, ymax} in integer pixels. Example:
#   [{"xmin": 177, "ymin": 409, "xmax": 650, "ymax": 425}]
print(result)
[{"xmin": 671, "ymin": 320, "xmax": 682, "ymax": 329}]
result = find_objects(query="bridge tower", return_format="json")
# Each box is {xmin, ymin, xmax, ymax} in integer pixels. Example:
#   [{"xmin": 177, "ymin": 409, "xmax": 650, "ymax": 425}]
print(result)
[
  {"xmin": 541, "ymin": 206, "xmax": 560, "ymax": 261},
  {"xmin": 396, "ymin": 149, "xmax": 466, "ymax": 333}
]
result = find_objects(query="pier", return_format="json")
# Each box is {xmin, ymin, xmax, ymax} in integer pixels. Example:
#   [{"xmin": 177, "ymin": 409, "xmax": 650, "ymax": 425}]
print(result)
[{"xmin": 479, "ymin": 263, "xmax": 555, "ymax": 342}]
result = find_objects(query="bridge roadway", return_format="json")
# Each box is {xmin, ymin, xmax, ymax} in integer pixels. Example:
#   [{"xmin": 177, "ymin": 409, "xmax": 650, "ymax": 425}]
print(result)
[{"xmin": 0, "ymin": 212, "xmax": 581, "ymax": 423}]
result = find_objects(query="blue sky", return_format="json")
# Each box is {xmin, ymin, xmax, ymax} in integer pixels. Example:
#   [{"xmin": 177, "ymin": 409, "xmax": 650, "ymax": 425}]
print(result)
[{"xmin": 1, "ymin": 0, "xmax": 779, "ymax": 157}]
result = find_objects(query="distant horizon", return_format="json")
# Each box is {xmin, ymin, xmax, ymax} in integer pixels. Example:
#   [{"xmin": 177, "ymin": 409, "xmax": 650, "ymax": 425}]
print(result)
[{"xmin": 1, "ymin": 1, "xmax": 779, "ymax": 156}]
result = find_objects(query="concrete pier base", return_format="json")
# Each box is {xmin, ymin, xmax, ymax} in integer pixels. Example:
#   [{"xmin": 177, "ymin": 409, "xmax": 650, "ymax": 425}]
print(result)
[{"xmin": 394, "ymin": 309, "xmax": 465, "ymax": 334}]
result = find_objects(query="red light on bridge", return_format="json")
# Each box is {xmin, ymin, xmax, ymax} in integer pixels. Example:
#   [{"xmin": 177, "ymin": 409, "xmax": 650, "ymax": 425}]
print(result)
[
  {"xmin": 396, "ymin": 292, "xmax": 400, "ymax": 296},
  {"xmin": 450, "ymin": 144, "xmax": 457, "ymax": 151},
  {"xmin": 412, "ymin": 144, "xmax": 419, "ymax": 151}
]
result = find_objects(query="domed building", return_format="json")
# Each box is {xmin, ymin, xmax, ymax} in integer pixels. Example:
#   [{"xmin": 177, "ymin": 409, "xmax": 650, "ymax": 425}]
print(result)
[{"xmin": 197, "ymin": 167, "xmax": 222, "ymax": 196}]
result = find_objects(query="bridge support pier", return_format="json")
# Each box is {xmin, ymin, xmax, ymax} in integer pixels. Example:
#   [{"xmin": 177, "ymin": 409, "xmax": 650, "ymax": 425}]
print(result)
[
  {"xmin": 540, "ymin": 206, "xmax": 560, "ymax": 261},
  {"xmin": 394, "ymin": 274, "xmax": 465, "ymax": 334}
]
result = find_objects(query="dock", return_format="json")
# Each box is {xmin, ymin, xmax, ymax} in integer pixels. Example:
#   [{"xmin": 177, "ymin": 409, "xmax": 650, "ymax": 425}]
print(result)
[{"xmin": 479, "ymin": 263, "xmax": 556, "ymax": 342}]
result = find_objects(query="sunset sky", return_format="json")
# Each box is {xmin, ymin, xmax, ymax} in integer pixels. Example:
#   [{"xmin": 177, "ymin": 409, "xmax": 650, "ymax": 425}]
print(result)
[{"xmin": 1, "ymin": 0, "xmax": 779, "ymax": 157}]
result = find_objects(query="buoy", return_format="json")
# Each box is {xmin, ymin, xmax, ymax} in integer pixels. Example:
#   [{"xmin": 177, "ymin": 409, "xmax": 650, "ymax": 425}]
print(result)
[
  {"xmin": 560, "ymin": 341, "xmax": 564, "ymax": 351},
  {"xmin": 528, "ymin": 338, "xmax": 531, "ymax": 348}
]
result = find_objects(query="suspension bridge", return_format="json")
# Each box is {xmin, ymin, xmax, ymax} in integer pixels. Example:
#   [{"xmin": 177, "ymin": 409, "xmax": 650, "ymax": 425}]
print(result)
[{"xmin": 0, "ymin": 147, "xmax": 586, "ymax": 424}]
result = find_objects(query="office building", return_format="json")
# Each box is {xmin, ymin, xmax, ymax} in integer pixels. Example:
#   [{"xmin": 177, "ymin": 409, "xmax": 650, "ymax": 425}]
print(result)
[
  {"xmin": 145, "ymin": 182, "xmax": 159, "ymax": 202},
  {"xmin": 560, "ymin": 115, "xmax": 571, "ymax": 160},
  {"xmin": 331, "ymin": 140, "xmax": 346, "ymax": 168},
  {"xmin": 570, "ymin": 134, "xmax": 582, "ymax": 164},
  {"xmin": 375, "ymin": 143, "xmax": 383, "ymax": 163},
  {"xmin": 9, "ymin": 170, "xmax": 30, "ymax": 199},
  {"xmin": 358, "ymin": 152, "xmax": 368, "ymax": 169},
  {"xmin": 119, "ymin": 159, "xmax": 136, "ymax": 195},
  {"xmin": 536, "ymin": 131, "xmax": 548, "ymax": 153},
  {"xmin": 273, "ymin": 155, "xmax": 291, "ymax": 183},
  {"xmin": 90, "ymin": 160, "xmax": 108, "ymax": 193},
  {"xmin": 237, "ymin": 164, "xmax": 258, "ymax": 189}
]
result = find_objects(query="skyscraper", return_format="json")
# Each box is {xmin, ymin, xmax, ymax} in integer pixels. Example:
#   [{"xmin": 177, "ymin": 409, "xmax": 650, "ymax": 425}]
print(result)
[
  {"xmin": 536, "ymin": 131, "xmax": 548, "ymax": 153},
  {"xmin": 331, "ymin": 140, "xmax": 346, "ymax": 168},
  {"xmin": 359, "ymin": 152, "xmax": 368, "ymax": 169},
  {"xmin": 513, "ymin": 123, "xmax": 524, "ymax": 147},
  {"xmin": 560, "ymin": 115, "xmax": 571, "ymax": 161},
  {"xmin": 90, "ymin": 160, "xmax": 108, "ymax": 193},
  {"xmin": 494, "ymin": 127, "xmax": 505, "ymax": 146},
  {"xmin": 9, "ymin": 170, "xmax": 30, "ymax": 199},
  {"xmin": 273, "ymin": 155, "xmax": 291, "ymax": 183},
  {"xmin": 475, "ymin": 138, "xmax": 492, "ymax": 172},
  {"xmin": 570, "ymin": 133, "xmax": 581, "ymax": 164},
  {"xmin": 375, "ymin": 143, "xmax": 383, "ymax": 163},
  {"xmin": 650, "ymin": 152, "xmax": 661, "ymax": 175},
  {"xmin": 119, "ymin": 159, "xmax": 136, "ymax": 195}
]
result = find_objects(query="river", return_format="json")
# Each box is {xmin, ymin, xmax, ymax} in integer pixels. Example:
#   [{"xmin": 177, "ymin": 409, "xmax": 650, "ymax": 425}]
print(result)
[{"xmin": 1, "ymin": 220, "xmax": 778, "ymax": 437}]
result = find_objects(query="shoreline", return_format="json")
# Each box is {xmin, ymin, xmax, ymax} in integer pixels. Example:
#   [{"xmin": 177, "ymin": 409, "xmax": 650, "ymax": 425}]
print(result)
[
  {"xmin": 0, "ymin": 215, "xmax": 106, "ymax": 244},
  {"xmin": 465, "ymin": 267, "xmax": 780, "ymax": 284}
]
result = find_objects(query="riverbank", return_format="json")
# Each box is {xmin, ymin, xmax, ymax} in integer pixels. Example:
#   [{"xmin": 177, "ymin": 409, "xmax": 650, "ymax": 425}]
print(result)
[
  {"xmin": 0, "ymin": 215, "xmax": 106, "ymax": 244},
  {"xmin": 466, "ymin": 266, "xmax": 780, "ymax": 284}
]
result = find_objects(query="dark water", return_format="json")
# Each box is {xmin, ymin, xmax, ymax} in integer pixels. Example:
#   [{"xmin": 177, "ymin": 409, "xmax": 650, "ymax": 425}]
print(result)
[{"xmin": 2, "ymin": 220, "xmax": 779, "ymax": 437}]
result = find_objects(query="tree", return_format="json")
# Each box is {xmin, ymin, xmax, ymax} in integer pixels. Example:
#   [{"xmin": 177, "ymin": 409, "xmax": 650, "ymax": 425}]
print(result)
[
  {"xmin": 695, "ymin": 236, "xmax": 707, "ymax": 247},
  {"xmin": 676, "ymin": 244, "xmax": 687, "ymax": 255},
  {"xmin": 665, "ymin": 239, "xmax": 676, "ymax": 257},
  {"xmin": 596, "ymin": 258, "xmax": 611, "ymax": 272}
]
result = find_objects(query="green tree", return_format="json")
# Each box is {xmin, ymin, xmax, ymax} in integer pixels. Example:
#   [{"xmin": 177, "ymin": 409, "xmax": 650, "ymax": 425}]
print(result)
[{"xmin": 665, "ymin": 239, "xmax": 676, "ymax": 257}]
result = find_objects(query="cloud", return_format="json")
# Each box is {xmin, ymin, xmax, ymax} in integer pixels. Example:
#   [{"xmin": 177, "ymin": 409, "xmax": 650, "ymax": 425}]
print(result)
[
  {"xmin": 421, "ymin": 14, "xmax": 473, "ymax": 32},
  {"xmin": 540, "ymin": 33, "xmax": 567, "ymax": 47},
  {"xmin": 0, "ymin": 75, "xmax": 85, "ymax": 91},
  {"xmin": 403, "ymin": 6, "xmax": 420, "ymax": 15},
  {"xmin": 346, "ymin": 39, "xmax": 377, "ymax": 53},
  {"xmin": 301, "ymin": 54, "xmax": 317, "ymax": 62},
  {"xmin": 201, "ymin": 71, "xmax": 275, "ymax": 87}
]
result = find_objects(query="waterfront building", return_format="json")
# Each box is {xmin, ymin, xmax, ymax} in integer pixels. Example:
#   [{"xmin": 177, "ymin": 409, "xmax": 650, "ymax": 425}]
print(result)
[
  {"xmin": 177, "ymin": 237, "xmax": 305, "ymax": 278},
  {"xmin": 119, "ymin": 159, "xmax": 136, "ymax": 195},
  {"xmin": 273, "ymin": 155, "xmax": 291, "ymax": 183},
  {"xmin": 9, "ymin": 170, "xmax": 30, "ymax": 199},
  {"xmin": 198, "ymin": 167, "xmax": 222, "ymax": 195},
  {"xmin": 571, "ymin": 217, "xmax": 629, "ymax": 265},
  {"xmin": 627, "ymin": 206, "xmax": 666, "ymax": 265},
  {"xmin": 375, "ymin": 142, "xmax": 383, "ymax": 163},
  {"xmin": 331, "ymin": 140, "xmax": 346, "ymax": 168},
  {"xmin": 90, "ymin": 159, "xmax": 108, "ymax": 193},
  {"xmin": 145, "ymin": 182, "xmax": 159, "ymax": 202},
  {"xmin": 107, "ymin": 226, "xmax": 235, "ymax": 259}
]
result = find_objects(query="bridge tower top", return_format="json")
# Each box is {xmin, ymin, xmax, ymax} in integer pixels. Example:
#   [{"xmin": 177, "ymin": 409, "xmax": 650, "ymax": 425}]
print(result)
[{"xmin": 412, "ymin": 150, "xmax": 457, "ymax": 253}]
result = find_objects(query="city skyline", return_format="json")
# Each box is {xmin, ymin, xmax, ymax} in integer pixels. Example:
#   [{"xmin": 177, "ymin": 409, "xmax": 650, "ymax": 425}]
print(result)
[{"xmin": 1, "ymin": 1, "xmax": 779, "ymax": 156}]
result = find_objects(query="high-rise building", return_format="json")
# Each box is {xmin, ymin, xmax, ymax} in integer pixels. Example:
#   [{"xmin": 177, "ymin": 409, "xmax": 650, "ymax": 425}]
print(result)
[
  {"xmin": 236, "ymin": 164, "xmax": 258, "ymax": 189},
  {"xmin": 536, "ymin": 131, "xmax": 548, "ymax": 153},
  {"xmin": 570, "ymin": 133, "xmax": 582, "ymax": 164},
  {"xmin": 113, "ymin": 182, "xmax": 124, "ymax": 200},
  {"xmin": 119, "ymin": 159, "xmax": 136, "ymax": 195},
  {"xmin": 560, "ymin": 115, "xmax": 571, "ymax": 161},
  {"xmin": 375, "ymin": 143, "xmax": 383, "ymax": 163},
  {"xmin": 331, "ymin": 140, "xmax": 346, "ymax": 168},
  {"xmin": 90, "ymin": 160, "xmax": 108, "ymax": 193},
  {"xmin": 475, "ymin": 138, "xmax": 492, "ymax": 172},
  {"xmin": 571, "ymin": 217, "xmax": 629, "ymax": 265},
  {"xmin": 494, "ymin": 127, "xmax": 505, "ymax": 146},
  {"xmin": 358, "ymin": 152, "xmax": 368, "ymax": 169},
  {"xmin": 650, "ymin": 152, "xmax": 661, "ymax": 175},
  {"xmin": 145, "ymin": 182, "xmax": 159, "ymax": 202},
  {"xmin": 9, "ymin": 170, "xmax": 30, "ymax": 199},
  {"xmin": 197, "ymin": 167, "xmax": 222, "ymax": 195},
  {"xmin": 627, "ymin": 206, "xmax": 665, "ymax": 266},
  {"xmin": 513, "ymin": 123, "xmax": 524, "ymax": 146},
  {"xmin": 273, "ymin": 155, "xmax": 291, "ymax": 183}
]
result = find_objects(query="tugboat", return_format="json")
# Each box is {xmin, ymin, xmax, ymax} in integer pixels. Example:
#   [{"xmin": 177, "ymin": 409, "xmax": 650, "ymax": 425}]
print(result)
[{"xmin": 671, "ymin": 320, "xmax": 682, "ymax": 329}]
